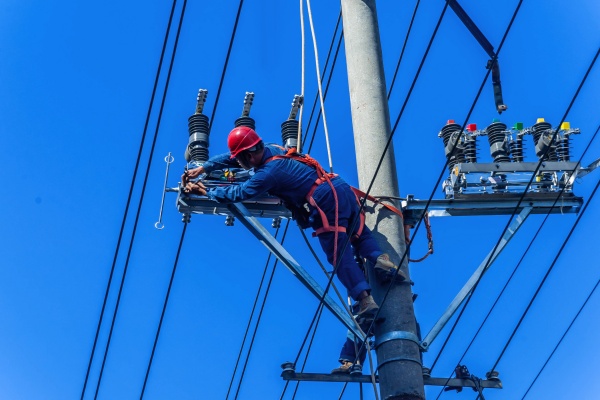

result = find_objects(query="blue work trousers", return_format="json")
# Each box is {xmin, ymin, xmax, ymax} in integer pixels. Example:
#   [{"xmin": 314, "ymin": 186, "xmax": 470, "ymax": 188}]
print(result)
[
  {"xmin": 310, "ymin": 178, "xmax": 382, "ymax": 301},
  {"xmin": 339, "ymin": 336, "xmax": 367, "ymax": 365}
]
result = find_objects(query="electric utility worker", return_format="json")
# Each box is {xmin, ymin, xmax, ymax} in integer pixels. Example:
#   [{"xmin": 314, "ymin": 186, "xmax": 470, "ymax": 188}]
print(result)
[{"xmin": 181, "ymin": 126, "xmax": 405, "ymax": 323}]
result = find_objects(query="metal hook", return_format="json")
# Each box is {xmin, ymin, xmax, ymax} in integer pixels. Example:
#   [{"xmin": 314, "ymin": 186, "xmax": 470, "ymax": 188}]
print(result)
[{"xmin": 155, "ymin": 152, "xmax": 174, "ymax": 229}]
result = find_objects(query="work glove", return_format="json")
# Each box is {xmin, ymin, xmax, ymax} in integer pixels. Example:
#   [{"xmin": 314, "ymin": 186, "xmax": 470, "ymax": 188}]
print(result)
[
  {"xmin": 181, "ymin": 166, "xmax": 205, "ymax": 186},
  {"xmin": 184, "ymin": 180, "xmax": 207, "ymax": 196}
]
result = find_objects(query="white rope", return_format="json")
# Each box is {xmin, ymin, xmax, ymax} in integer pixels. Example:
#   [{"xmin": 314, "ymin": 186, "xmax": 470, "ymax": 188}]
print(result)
[
  {"xmin": 306, "ymin": 0, "xmax": 334, "ymax": 172},
  {"xmin": 298, "ymin": 0, "xmax": 305, "ymax": 152}
]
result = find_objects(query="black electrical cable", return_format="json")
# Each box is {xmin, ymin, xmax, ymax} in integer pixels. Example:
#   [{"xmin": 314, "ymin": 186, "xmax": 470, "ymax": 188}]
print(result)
[
  {"xmin": 278, "ymin": 229, "xmax": 350, "ymax": 400},
  {"xmin": 479, "ymin": 177, "xmax": 600, "ymax": 400},
  {"xmin": 337, "ymin": 382, "xmax": 348, "ymax": 400},
  {"xmin": 79, "ymin": 1, "xmax": 181, "ymax": 399},
  {"xmin": 290, "ymin": 304, "xmax": 326, "ymax": 400},
  {"xmin": 521, "ymin": 259, "xmax": 600, "ymax": 398},
  {"xmin": 490, "ymin": 152, "xmax": 599, "ymax": 370},
  {"xmin": 91, "ymin": 2, "xmax": 189, "ymax": 398},
  {"xmin": 209, "ymin": 0, "xmax": 246, "ymax": 131},
  {"xmin": 430, "ymin": 45, "xmax": 599, "ymax": 379},
  {"xmin": 224, "ymin": 225, "xmax": 282, "ymax": 399},
  {"xmin": 231, "ymin": 221, "xmax": 290, "ymax": 400},
  {"xmin": 433, "ymin": 123, "xmax": 600, "ymax": 400},
  {"xmin": 139, "ymin": 222, "xmax": 188, "ymax": 399},
  {"xmin": 387, "ymin": 0, "xmax": 420, "ymax": 100}
]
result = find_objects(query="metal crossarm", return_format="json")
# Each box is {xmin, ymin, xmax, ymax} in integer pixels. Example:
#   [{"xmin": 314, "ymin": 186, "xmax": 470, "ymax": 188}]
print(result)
[{"xmin": 280, "ymin": 371, "xmax": 502, "ymax": 389}]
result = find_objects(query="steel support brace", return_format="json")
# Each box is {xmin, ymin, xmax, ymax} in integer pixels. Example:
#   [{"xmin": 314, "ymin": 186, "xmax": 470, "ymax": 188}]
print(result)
[
  {"xmin": 421, "ymin": 206, "xmax": 533, "ymax": 350},
  {"xmin": 226, "ymin": 202, "xmax": 365, "ymax": 340}
]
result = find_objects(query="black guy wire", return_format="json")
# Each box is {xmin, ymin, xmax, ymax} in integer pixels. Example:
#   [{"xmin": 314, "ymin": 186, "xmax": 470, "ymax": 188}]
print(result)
[
  {"xmin": 92, "ymin": 1, "xmax": 189, "ymax": 398},
  {"xmin": 139, "ymin": 222, "xmax": 188, "ymax": 399},
  {"xmin": 482, "ymin": 172, "xmax": 600, "ymax": 400},
  {"xmin": 387, "ymin": 0, "xmax": 420, "ymax": 100},
  {"xmin": 224, "ymin": 225, "xmax": 282, "ymax": 399},
  {"xmin": 521, "ymin": 245, "xmax": 600, "ymax": 398},
  {"xmin": 80, "ymin": 1, "xmax": 181, "ymax": 398},
  {"xmin": 231, "ymin": 221, "xmax": 290, "ymax": 400},
  {"xmin": 433, "ymin": 122, "xmax": 600, "ymax": 400},
  {"xmin": 209, "ymin": 0, "xmax": 245, "ymax": 131},
  {"xmin": 432, "ymin": 43, "xmax": 599, "ymax": 378}
]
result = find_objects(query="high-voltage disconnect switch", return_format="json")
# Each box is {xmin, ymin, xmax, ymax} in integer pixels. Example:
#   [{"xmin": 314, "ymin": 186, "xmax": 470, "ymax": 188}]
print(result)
[{"xmin": 438, "ymin": 118, "xmax": 581, "ymax": 198}]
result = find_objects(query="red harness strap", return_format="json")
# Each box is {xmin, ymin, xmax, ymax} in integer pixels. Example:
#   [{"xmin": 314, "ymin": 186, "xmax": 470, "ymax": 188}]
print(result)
[{"xmin": 265, "ymin": 148, "xmax": 361, "ymax": 239}]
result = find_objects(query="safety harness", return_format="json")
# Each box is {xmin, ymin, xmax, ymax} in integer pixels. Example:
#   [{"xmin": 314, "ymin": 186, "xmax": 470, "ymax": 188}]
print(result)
[
  {"xmin": 264, "ymin": 147, "xmax": 348, "ymax": 236},
  {"xmin": 264, "ymin": 147, "xmax": 433, "ymax": 263}
]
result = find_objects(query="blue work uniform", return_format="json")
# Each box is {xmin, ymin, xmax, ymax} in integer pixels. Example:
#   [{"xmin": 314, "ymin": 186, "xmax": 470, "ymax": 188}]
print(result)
[{"xmin": 202, "ymin": 143, "xmax": 384, "ymax": 300}]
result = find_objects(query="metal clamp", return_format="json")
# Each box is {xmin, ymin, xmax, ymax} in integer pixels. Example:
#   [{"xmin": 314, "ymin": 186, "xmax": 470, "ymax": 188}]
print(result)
[
  {"xmin": 377, "ymin": 356, "xmax": 422, "ymax": 371},
  {"xmin": 375, "ymin": 331, "xmax": 423, "ymax": 350}
]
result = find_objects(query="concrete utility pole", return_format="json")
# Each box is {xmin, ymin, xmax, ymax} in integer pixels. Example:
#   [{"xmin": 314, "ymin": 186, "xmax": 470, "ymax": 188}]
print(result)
[{"xmin": 341, "ymin": 1, "xmax": 425, "ymax": 399}]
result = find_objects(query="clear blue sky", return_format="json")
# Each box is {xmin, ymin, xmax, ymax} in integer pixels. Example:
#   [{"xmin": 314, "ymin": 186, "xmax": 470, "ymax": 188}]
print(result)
[{"xmin": 1, "ymin": 1, "xmax": 599, "ymax": 399}]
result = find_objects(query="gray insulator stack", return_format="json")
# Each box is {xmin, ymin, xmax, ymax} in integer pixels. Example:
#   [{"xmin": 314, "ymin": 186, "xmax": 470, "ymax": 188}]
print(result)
[
  {"xmin": 555, "ymin": 134, "xmax": 571, "ymax": 162},
  {"xmin": 464, "ymin": 135, "xmax": 478, "ymax": 163},
  {"xmin": 533, "ymin": 120, "xmax": 557, "ymax": 161},
  {"xmin": 486, "ymin": 121, "xmax": 511, "ymax": 163},
  {"xmin": 438, "ymin": 122, "xmax": 464, "ymax": 172},
  {"xmin": 234, "ymin": 116, "xmax": 256, "ymax": 130},
  {"xmin": 281, "ymin": 119, "xmax": 299, "ymax": 149},
  {"xmin": 187, "ymin": 113, "xmax": 210, "ymax": 163},
  {"xmin": 510, "ymin": 134, "xmax": 525, "ymax": 162}
]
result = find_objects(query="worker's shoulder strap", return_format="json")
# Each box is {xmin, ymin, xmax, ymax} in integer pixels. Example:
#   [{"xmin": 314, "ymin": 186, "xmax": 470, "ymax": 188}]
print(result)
[
  {"xmin": 264, "ymin": 147, "xmax": 329, "ymax": 176},
  {"xmin": 350, "ymin": 187, "xmax": 404, "ymax": 220}
]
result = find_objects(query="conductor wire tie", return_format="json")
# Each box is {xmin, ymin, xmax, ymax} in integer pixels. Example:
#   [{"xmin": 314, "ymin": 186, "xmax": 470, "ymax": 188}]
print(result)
[
  {"xmin": 155, "ymin": 152, "xmax": 174, "ymax": 229},
  {"xmin": 375, "ymin": 331, "xmax": 423, "ymax": 350}
]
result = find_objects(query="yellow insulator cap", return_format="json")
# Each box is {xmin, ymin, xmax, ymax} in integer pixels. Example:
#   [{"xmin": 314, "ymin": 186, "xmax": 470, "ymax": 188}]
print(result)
[
  {"xmin": 561, "ymin": 121, "xmax": 571, "ymax": 130},
  {"xmin": 536, "ymin": 118, "xmax": 545, "ymax": 123}
]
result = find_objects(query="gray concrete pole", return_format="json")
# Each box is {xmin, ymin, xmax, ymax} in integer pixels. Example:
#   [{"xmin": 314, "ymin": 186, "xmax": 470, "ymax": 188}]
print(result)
[{"xmin": 340, "ymin": 1, "xmax": 425, "ymax": 399}]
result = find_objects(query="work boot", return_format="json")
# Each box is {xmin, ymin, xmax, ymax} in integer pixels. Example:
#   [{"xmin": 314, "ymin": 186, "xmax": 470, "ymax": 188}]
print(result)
[
  {"xmin": 331, "ymin": 361, "xmax": 362, "ymax": 375},
  {"xmin": 356, "ymin": 295, "xmax": 379, "ymax": 326},
  {"xmin": 374, "ymin": 253, "xmax": 407, "ymax": 283}
]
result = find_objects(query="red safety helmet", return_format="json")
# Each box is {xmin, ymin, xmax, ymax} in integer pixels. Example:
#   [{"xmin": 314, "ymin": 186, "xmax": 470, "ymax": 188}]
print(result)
[{"xmin": 227, "ymin": 126, "xmax": 262, "ymax": 158}]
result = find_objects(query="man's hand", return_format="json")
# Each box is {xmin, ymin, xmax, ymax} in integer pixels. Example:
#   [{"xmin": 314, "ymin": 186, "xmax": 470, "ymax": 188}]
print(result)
[
  {"xmin": 184, "ymin": 180, "xmax": 207, "ymax": 195},
  {"xmin": 181, "ymin": 166, "xmax": 205, "ymax": 186}
]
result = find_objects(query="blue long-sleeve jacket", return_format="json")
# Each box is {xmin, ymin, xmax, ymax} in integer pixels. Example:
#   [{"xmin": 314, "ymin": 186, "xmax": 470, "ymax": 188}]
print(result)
[{"xmin": 203, "ymin": 144, "xmax": 326, "ymax": 207}]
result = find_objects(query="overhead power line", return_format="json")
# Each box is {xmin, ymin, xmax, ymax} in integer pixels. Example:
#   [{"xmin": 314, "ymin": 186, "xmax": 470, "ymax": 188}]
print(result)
[
  {"xmin": 209, "ymin": 0, "xmax": 246, "ymax": 130},
  {"xmin": 521, "ymin": 232, "xmax": 600, "ymax": 399},
  {"xmin": 483, "ymin": 170, "xmax": 600, "ymax": 399},
  {"xmin": 387, "ymin": 0, "xmax": 421, "ymax": 100},
  {"xmin": 225, "ymin": 222, "xmax": 287, "ymax": 400},
  {"xmin": 140, "ymin": 222, "xmax": 188, "ymax": 399},
  {"xmin": 80, "ymin": 1, "xmax": 184, "ymax": 398}
]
